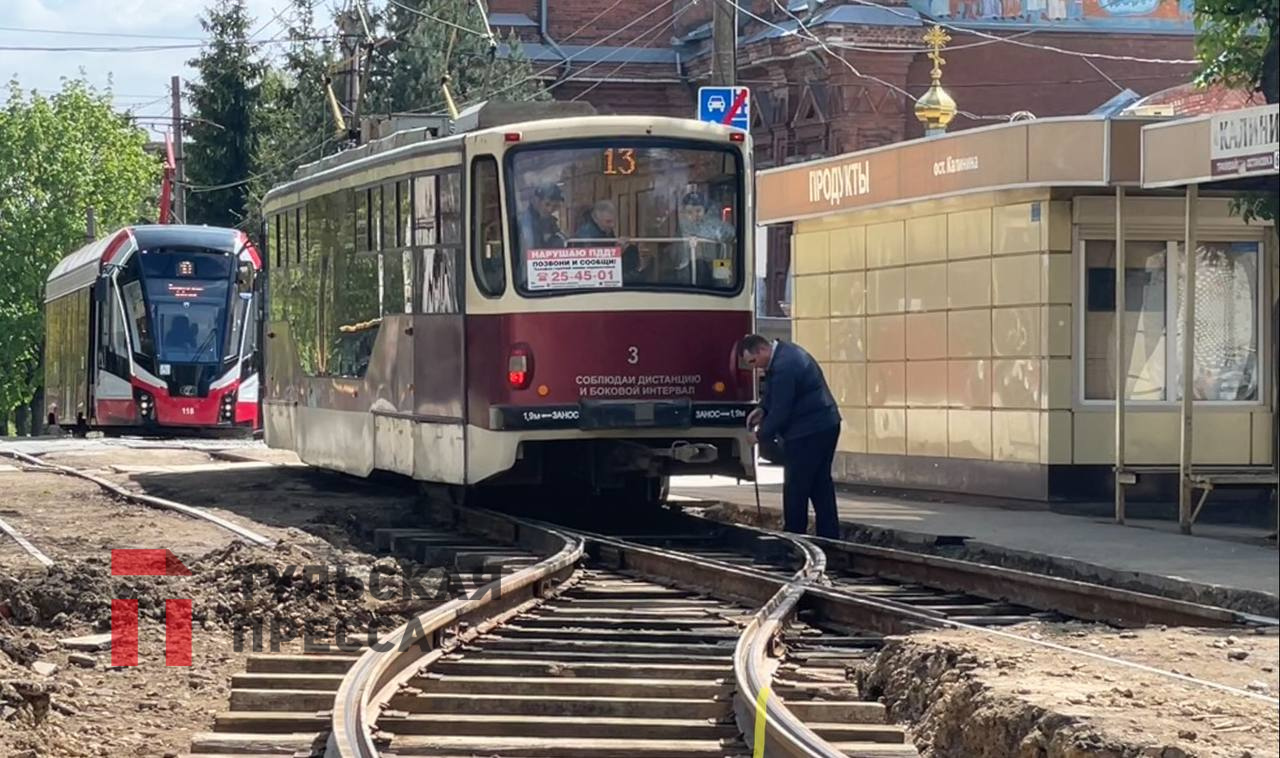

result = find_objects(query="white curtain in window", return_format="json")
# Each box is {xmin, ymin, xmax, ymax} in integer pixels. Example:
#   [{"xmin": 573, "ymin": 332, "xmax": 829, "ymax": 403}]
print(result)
[{"xmin": 1175, "ymin": 243, "xmax": 1258, "ymax": 401}]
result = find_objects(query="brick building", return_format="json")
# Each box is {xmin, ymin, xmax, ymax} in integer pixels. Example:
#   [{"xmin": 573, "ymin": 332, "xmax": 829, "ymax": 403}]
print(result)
[{"xmin": 489, "ymin": 0, "xmax": 1202, "ymax": 315}]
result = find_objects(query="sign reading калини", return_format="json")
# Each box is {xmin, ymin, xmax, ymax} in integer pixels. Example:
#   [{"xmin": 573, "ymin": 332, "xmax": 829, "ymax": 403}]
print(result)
[{"xmin": 1210, "ymin": 105, "xmax": 1280, "ymax": 179}]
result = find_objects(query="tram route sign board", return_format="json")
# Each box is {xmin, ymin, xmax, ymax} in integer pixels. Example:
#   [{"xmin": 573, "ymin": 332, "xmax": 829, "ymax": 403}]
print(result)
[
  {"xmin": 526, "ymin": 246, "xmax": 623, "ymax": 290},
  {"xmin": 698, "ymin": 87, "xmax": 750, "ymax": 131}
]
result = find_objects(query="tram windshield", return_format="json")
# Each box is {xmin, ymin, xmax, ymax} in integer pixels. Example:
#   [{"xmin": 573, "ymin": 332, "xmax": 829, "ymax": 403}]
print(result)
[
  {"xmin": 507, "ymin": 140, "xmax": 742, "ymax": 295},
  {"xmin": 119, "ymin": 249, "xmax": 239, "ymax": 365}
]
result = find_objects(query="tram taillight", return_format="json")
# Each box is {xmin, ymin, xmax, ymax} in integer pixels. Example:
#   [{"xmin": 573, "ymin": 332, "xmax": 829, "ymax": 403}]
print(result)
[{"xmin": 507, "ymin": 344, "xmax": 533, "ymax": 390}]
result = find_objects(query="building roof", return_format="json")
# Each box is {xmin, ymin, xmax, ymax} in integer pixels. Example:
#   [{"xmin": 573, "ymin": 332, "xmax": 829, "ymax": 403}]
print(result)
[
  {"xmin": 1123, "ymin": 82, "xmax": 1265, "ymax": 117},
  {"xmin": 490, "ymin": 12, "xmax": 536, "ymax": 27},
  {"xmin": 738, "ymin": 3, "xmax": 922, "ymax": 45},
  {"xmin": 501, "ymin": 42, "xmax": 680, "ymax": 66}
]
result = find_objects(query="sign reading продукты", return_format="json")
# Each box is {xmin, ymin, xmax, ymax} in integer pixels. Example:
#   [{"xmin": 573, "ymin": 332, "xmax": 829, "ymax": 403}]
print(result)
[
  {"xmin": 698, "ymin": 87, "xmax": 750, "ymax": 131},
  {"xmin": 526, "ymin": 247, "xmax": 623, "ymax": 290}
]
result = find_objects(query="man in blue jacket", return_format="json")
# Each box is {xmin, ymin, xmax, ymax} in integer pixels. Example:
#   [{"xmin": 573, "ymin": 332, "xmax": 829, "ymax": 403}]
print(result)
[{"xmin": 738, "ymin": 334, "xmax": 842, "ymax": 539}]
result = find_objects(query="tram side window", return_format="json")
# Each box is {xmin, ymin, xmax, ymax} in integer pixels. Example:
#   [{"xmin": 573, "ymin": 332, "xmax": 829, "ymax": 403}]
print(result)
[
  {"xmin": 417, "ymin": 171, "xmax": 460, "ymax": 314},
  {"xmin": 397, "ymin": 180, "xmax": 411, "ymax": 251},
  {"xmin": 46, "ymin": 298, "xmax": 61, "ymax": 394},
  {"xmin": 472, "ymin": 156, "xmax": 505, "ymax": 297},
  {"xmin": 273, "ymin": 214, "xmax": 283, "ymax": 269},
  {"xmin": 286, "ymin": 194, "xmax": 328, "ymax": 376},
  {"xmin": 330, "ymin": 188, "xmax": 381, "ymax": 379},
  {"xmin": 95, "ymin": 283, "xmax": 126, "ymax": 376},
  {"xmin": 356, "ymin": 189, "xmax": 372, "ymax": 253},
  {"xmin": 380, "ymin": 183, "xmax": 397, "ymax": 250},
  {"xmin": 119, "ymin": 277, "xmax": 155, "ymax": 357},
  {"xmin": 414, "ymin": 175, "xmax": 438, "ymax": 247},
  {"xmin": 293, "ymin": 207, "xmax": 304, "ymax": 265}
]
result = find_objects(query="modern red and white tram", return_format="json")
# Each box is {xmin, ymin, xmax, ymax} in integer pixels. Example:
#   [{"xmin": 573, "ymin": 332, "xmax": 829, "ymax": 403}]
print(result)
[
  {"xmin": 261, "ymin": 103, "xmax": 757, "ymax": 503},
  {"xmin": 43, "ymin": 225, "xmax": 264, "ymax": 435}
]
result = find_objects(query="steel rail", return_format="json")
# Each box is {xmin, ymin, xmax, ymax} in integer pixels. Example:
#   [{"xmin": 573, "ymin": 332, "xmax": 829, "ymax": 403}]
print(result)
[
  {"xmin": 0, "ymin": 447, "xmax": 275, "ymax": 547},
  {"xmin": 525, "ymin": 519, "xmax": 864, "ymax": 758},
  {"xmin": 734, "ymin": 581, "xmax": 848, "ymax": 758},
  {"xmin": 807, "ymin": 535, "xmax": 1277, "ymax": 628},
  {"xmin": 326, "ymin": 506, "xmax": 584, "ymax": 758},
  {"xmin": 676, "ymin": 507, "xmax": 1270, "ymax": 628}
]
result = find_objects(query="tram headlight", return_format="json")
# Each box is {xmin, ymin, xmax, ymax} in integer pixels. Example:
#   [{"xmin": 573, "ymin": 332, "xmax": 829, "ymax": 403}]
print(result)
[
  {"xmin": 220, "ymin": 392, "xmax": 236, "ymax": 421},
  {"xmin": 135, "ymin": 390, "xmax": 154, "ymax": 419}
]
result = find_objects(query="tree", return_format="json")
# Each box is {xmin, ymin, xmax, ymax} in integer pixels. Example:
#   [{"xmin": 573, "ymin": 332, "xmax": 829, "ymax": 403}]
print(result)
[
  {"xmin": 246, "ymin": 0, "xmax": 339, "ymax": 239},
  {"xmin": 0, "ymin": 78, "xmax": 159, "ymax": 433},
  {"xmin": 1195, "ymin": 0, "xmax": 1279, "ymax": 221},
  {"xmin": 365, "ymin": 0, "xmax": 547, "ymax": 115},
  {"xmin": 185, "ymin": 0, "xmax": 264, "ymax": 228}
]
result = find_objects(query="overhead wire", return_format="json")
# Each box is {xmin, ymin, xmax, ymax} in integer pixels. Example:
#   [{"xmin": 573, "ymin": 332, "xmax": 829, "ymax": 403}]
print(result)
[
  {"xmin": 0, "ymin": 25, "xmax": 206, "ymax": 41},
  {"xmin": 383, "ymin": 0, "xmax": 491, "ymax": 39},
  {"xmin": 0, "ymin": 35, "xmax": 323, "ymax": 53},
  {"xmin": 569, "ymin": 5, "xmax": 695, "ymax": 102},
  {"xmin": 725, "ymin": 0, "xmax": 1010, "ymax": 121},
  {"xmin": 557, "ymin": 0, "xmax": 636, "ymax": 44},
  {"xmin": 180, "ymin": 134, "xmax": 335, "ymax": 193},
  {"xmin": 402, "ymin": 1, "xmax": 681, "ymax": 114}
]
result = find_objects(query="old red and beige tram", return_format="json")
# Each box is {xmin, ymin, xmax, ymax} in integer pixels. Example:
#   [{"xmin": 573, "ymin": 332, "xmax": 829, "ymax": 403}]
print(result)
[
  {"xmin": 43, "ymin": 225, "xmax": 263, "ymax": 435},
  {"xmin": 261, "ymin": 104, "xmax": 756, "ymax": 503}
]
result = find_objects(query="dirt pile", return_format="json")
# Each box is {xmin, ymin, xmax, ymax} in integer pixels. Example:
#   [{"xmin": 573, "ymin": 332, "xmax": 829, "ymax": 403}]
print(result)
[
  {"xmin": 0, "ymin": 620, "xmax": 58, "ymax": 738},
  {"xmin": 1, "ymin": 538, "xmax": 449, "ymax": 644},
  {"xmin": 858, "ymin": 637, "xmax": 1138, "ymax": 757},
  {"xmin": 856, "ymin": 628, "xmax": 1278, "ymax": 758},
  {"xmin": 188, "ymin": 540, "xmax": 449, "ymax": 640}
]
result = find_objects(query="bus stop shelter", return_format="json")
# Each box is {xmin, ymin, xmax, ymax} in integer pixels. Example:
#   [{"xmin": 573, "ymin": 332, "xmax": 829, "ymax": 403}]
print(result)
[{"xmin": 1133, "ymin": 103, "xmax": 1279, "ymax": 535}]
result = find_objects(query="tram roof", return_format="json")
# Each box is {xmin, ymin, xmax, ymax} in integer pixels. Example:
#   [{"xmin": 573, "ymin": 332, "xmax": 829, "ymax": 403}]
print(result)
[
  {"xmin": 264, "ymin": 100, "xmax": 746, "ymax": 206},
  {"xmin": 45, "ymin": 224, "xmax": 245, "ymax": 302}
]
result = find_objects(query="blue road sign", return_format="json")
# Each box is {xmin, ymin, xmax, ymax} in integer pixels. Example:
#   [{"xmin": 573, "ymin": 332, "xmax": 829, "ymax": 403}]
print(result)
[{"xmin": 698, "ymin": 86, "xmax": 750, "ymax": 131}]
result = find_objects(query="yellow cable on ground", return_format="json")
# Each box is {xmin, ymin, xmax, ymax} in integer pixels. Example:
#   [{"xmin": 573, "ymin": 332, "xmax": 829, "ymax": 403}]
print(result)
[{"xmin": 753, "ymin": 683, "xmax": 771, "ymax": 758}]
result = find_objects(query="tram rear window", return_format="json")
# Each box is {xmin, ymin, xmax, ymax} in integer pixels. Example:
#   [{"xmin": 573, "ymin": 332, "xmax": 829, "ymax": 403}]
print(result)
[
  {"xmin": 137, "ymin": 249, "xmax": 233, "ymax": 280},
  {"xmin": 506, "ymin": 141, "xmax": 742, "ymax": 295}
]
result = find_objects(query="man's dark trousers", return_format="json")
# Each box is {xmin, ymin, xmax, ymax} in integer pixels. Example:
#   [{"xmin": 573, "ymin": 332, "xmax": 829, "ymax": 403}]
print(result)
[{"xmin": 781, "ymin": 423, "xmax": 840, "ymax": 539}]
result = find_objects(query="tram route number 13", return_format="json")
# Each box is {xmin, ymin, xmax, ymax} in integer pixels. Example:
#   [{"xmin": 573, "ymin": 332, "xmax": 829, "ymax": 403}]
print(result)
[{"xmin": 603, "ymin": 148, "xmax": 637, "ymax": 176}]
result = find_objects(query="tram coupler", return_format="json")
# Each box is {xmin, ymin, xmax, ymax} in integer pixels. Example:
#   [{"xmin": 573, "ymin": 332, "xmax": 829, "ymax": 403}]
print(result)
[{"xmin": 665, "ymin": 441, "xmax": 719, "ymax": 464}]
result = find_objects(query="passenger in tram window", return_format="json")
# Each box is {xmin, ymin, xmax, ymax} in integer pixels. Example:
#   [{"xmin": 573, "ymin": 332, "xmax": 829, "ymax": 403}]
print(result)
[
  {"xmin": 517, "ymin": 183, "xmax": 567, "ymax": 250},
  {"xmin": 573, "ymin": 200, "xmax": 617, "ymax": 243},
  {"xmin": 622, "ymin": 245, "xmax": 657, "ymax": 285},
  {"xmin": 668, "ymin": 192, "xmax": 731, "ymax": 286}
]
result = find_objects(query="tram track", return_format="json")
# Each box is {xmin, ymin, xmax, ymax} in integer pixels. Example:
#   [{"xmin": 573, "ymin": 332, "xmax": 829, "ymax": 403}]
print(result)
[{"xmin": 6, "ymin": 446, "xmax": 1242, "ymax": 757}]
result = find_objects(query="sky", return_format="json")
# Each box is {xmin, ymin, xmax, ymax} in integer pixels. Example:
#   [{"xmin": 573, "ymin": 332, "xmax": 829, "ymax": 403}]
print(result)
[{"xmin": 1, "ymin": 0, "xmax": 294, "ymax": 136}]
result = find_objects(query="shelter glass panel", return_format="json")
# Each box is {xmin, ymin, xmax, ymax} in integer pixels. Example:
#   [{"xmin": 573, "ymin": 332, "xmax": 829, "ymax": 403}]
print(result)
[
  {"xmin": 1083, "ymin": 240, "xmax": 1168, "ymax": 401},
  {"xmin": 1082, "ymin": 239, "xmax": 1262, "ymax": 403},
  {"xmin": 1173, "ymin": 241, "xmax": 1260, "ymax": 402}
]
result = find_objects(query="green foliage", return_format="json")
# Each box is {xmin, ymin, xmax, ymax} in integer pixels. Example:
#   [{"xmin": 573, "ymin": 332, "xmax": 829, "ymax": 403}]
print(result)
[
  {"xmin": 245, "ymin": 0, "xmax": 340, "ymax": 239},
  {"xmin": 1193, "ymin": 0, "xmax": 1276, "ymax": 94},
  {"xmin": 365, "ymin": 0, "xmax": 547, "ymax": 114},
  {"xmin": 185, "ymin": 0, "xmax": 265, "ymax": 228},
  {"xmin": 0, "ymin": 78, "xmax": 159, "ymax": 416},
  {"xmin": 1193, "ymin": 0, "xmax": 1279, "ymax": 223}
]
